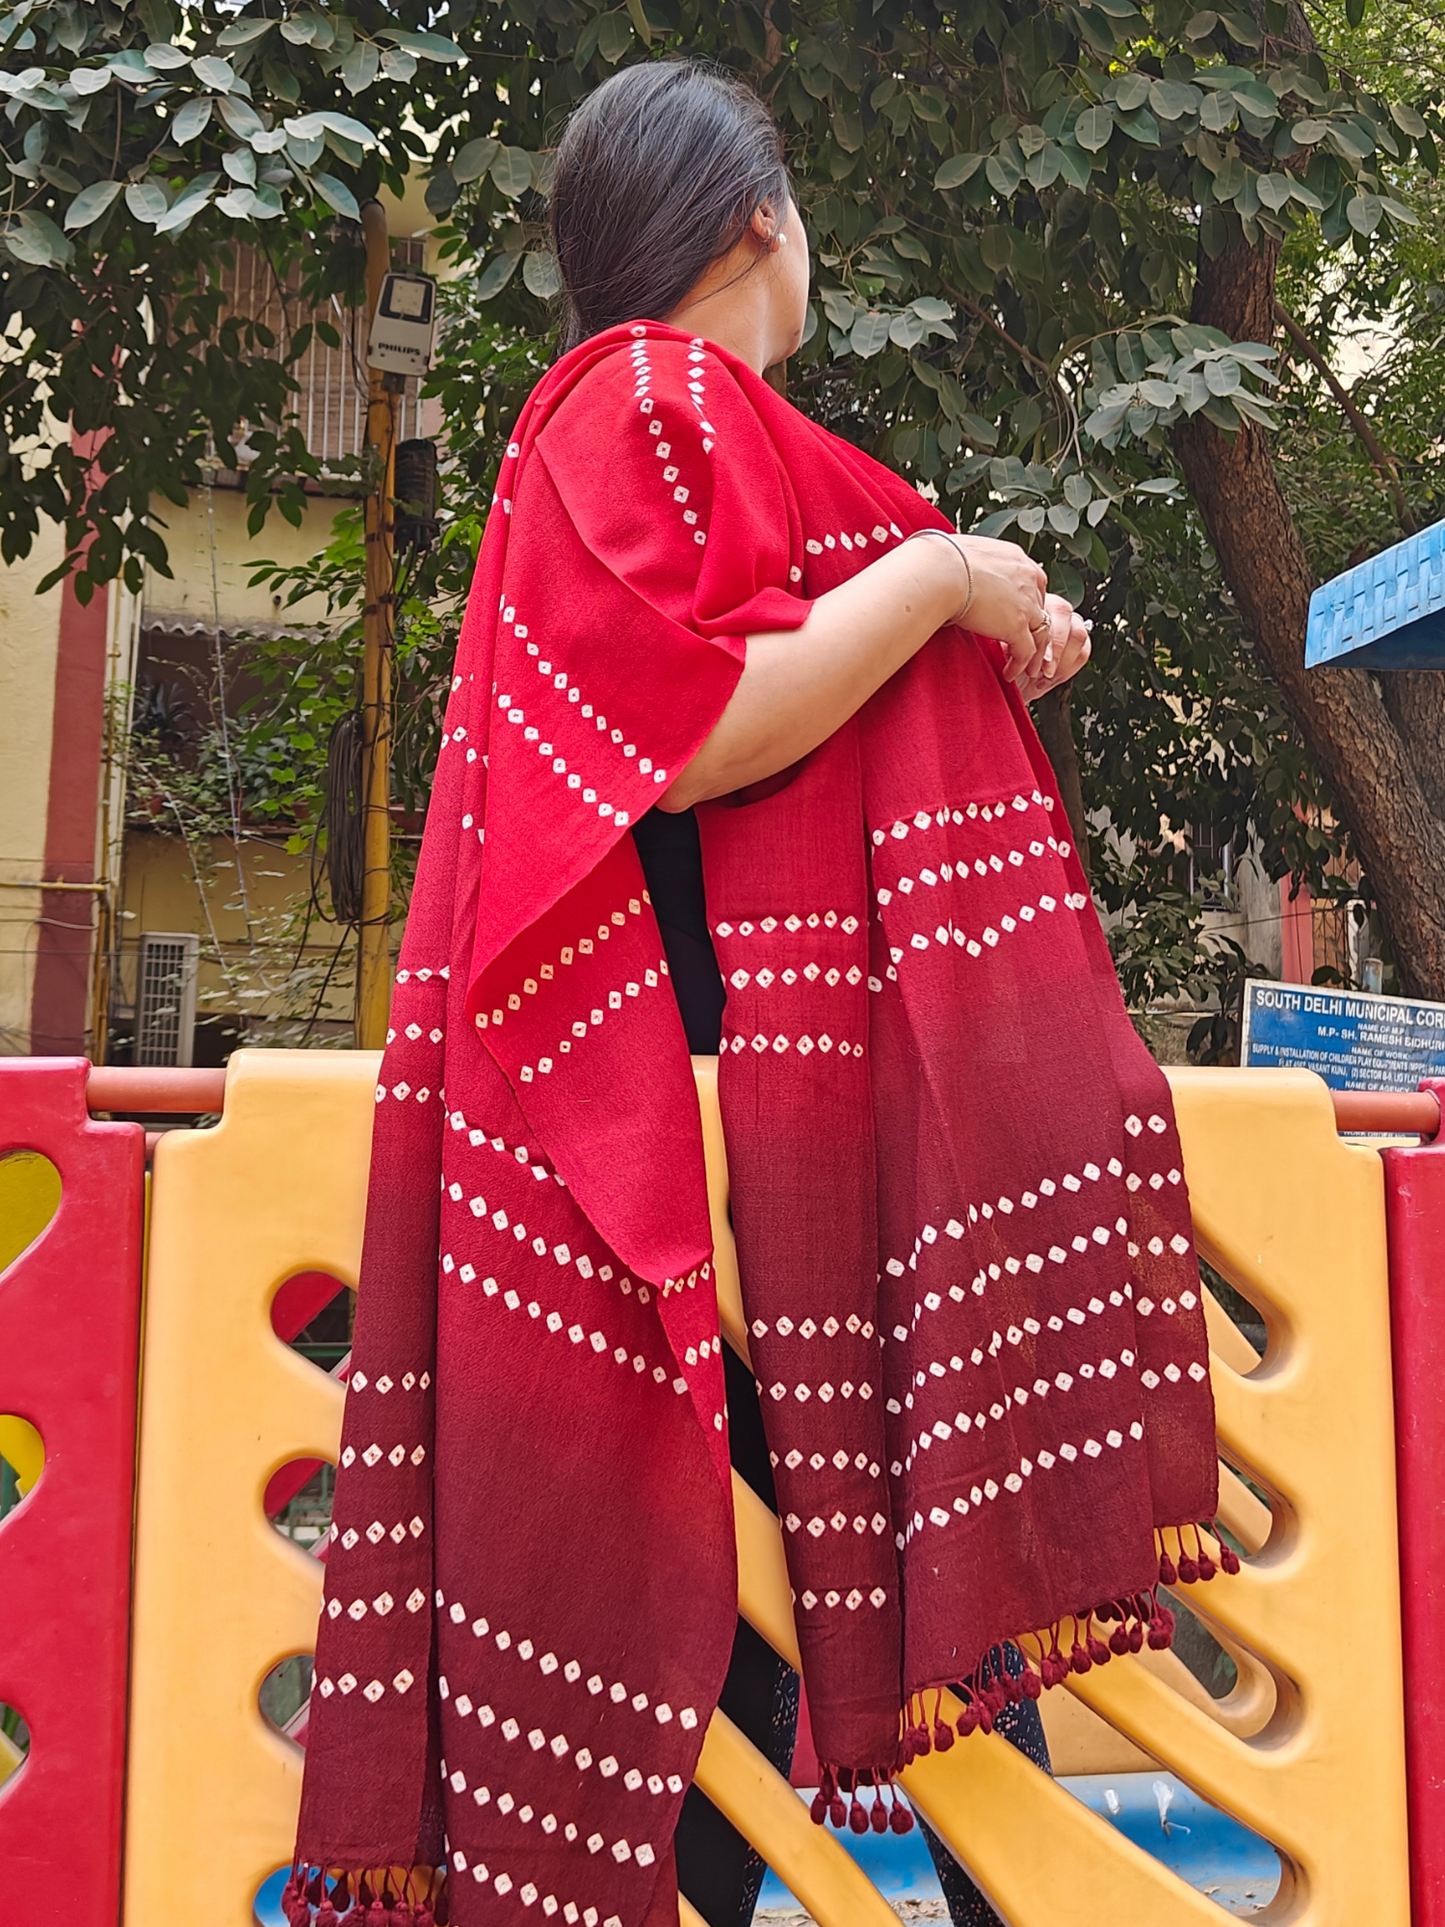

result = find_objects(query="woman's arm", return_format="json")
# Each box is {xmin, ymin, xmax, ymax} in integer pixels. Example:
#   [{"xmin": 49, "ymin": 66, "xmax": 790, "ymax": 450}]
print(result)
[{"xmin": 659, "ymin": 532, "xmax": 1076, "ymax": 813}]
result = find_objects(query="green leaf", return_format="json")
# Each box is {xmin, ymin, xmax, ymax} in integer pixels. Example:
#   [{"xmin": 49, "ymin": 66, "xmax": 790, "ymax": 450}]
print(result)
[
  {"xmin": 191, "ymin": 54, "xmax": 236, "ymax": 92},
  {"xmin": 986, "ymin": 150, "xmax": 1024, "ymax": 196},
  {"xmin": 1112, "ymin": 73, "xmax": 1151, "ymax": 112},
  {"xmin": 1256, "ymin": 173, "xmax": 1293, "ymax": 211},
  {"xmin": 381, "ymin": 47, "xmax": 417, "ymax": 82},
  {"xmin": 313, "ymin": 172, "xmax": 360, "ymax": 219},
  {"xmin": 1289, "ymin": 117, "xmax": 1328, "ymax": 145},
  {"xmin": 889, "ymin": 310, "xmax": 927, "ymax": 348},
  {"xmin": 891, "ymin": 231, "xmax": 930, "ymax": 261},
  {"xmin": 1115, "ymin": 106, "xmax": 1160, "ymax": 146},
  {"xmin": 1047, "ymin": 502, "xmax": 1081, "ymax": 535},
  {"xmin": 934, "ymin": 152, "xmax": 984, "ymax": 191},
  {"xmin": 109, "ymin": 50, "xmax": 160, "ymax": 82},
  {"xmin": 597, "ymin": 14, "xmax": 634, "ymax": 63},
  {"xmin": 170, "ymin": 96, "xmax": 213, "ymax": 143},
  {"xmin": 340, "ymin": 40, "xmax": 380, "ymax": 94},
  {"xmin": 1199, "ymin": 90, "xmax": 1238, "ymax": 133},
  {"xmin": 491, "ymin": 147, "xmax": 534, "ymax": 198},
  {"xmin": 625, "ymin": 0, "xmax": 654, "ymax": 46},
  {"xmin": 424, "ymin": 168, "xmax": 458, "ymax": 216},
  {"xmin": 1185, "ymin": 10, "xmax": 1219, "ymax": 35},
  {"xmin": 1204, "ymin": 356, "xmax": 1240, "ymax": 394},
  {"xmin": 125, "ymin": 180, "xmax": 170, "ymax": 224},
  {"xmin": 1390, "ymin": 101, "xmax": 1428, "ymax": 139},
  {"xmin": 1346, "ymin": 190, "xmax": 1382, "ymax": 235},
  {"xmin": 834, "ymin": 111, "xmax": 864, "ymax": 154},
  {"xmin": 1116, "ymin": 332, "xmax": 1146, "ymax": 381},
  {"xmin": 154, "ymin": 173, "xmax": 220, "ymax": 233},
  {"xmin": 217, "ymin": 94, "xmax": 265, "ymax": 141},
  {"xmin": 289, "ymin": 110, "xmax": 378, "ymax": 149},
  {"xmin": 453, "ymin": 137, "xmax": 499, "ymax": 184},
  {"xmin": 71, "ymin": 67, "xmax": 113, "ymax": 96},
  {"xmin": 2, "ymin": 210, "xmax": 72, "ymax": 266},
  {"xmin": 1230, "ymin": 79, "xmax": 1279, "ymax": 118},
  {"xmin": 522, "ymin": 249, "xmax": 561, "ymax": 298},
  {"xmin": 1326, "ymin": 120, "xmax": 1375, "ymax": 160},
  {"xmin": 384, "ymin": 29, "xmax": 468, "ymax": 63},
  {"xmin": 850, "ymin": 311, "xmax": 892, "ymax": 358},
  {"xmin": 1345, "ymin": 0, "xmax": 1368, "ymax": 23},
  {"xmin": 476, "ymin": 250, "xmax": 522, "ymax": 299},
  {"xmin": 64, "ymin": 178, "xmax": 122, "ymax": 230},
  {"xmin": 911, "ymin": 296, "xmax": 954, "ymax": 324},
  {"xmin": 216, "ymin": 20, "xmax": 274, "ymax": 48},
  {"xmin": 1150, "ymin": 80, "xmax": 1202, "ymax": 121},
  {"xmin": 819, "ymin": 286, "xmax": 858, "ymax": 328},
  {"xmin": 1075, "ymin": 105, "xmax": 1115, "ymax": 152},
  {"xmin": 1057, "ymin": 141, "xmax": 1094, "ymax": 189}
]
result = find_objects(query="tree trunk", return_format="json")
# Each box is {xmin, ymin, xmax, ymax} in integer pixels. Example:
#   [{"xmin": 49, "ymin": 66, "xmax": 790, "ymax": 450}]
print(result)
[
  {"xmin": 1173, "ymin": 234, "xmax": 1445, "ymax": 996},
  {"xmin": 1032, "ymin": 682, "xmax": 1091, "ymax": 879}
]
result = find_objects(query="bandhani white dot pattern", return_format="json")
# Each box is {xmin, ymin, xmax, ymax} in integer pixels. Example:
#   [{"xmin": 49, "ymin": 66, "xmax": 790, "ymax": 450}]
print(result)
[{"xmin": 295, "ymin": 322, "xmax": 1221, "ymax": 1927}]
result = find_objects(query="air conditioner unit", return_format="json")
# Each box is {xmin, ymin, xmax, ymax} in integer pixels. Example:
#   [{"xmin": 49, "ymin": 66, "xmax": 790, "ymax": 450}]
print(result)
[{"xmin": 135, "ymin": 932, "xmax": 200, "ymax": 1068}]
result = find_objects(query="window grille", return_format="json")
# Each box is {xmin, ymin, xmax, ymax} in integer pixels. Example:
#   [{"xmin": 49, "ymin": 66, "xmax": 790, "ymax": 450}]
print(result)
[
  {"xmin": 1189, "ymin": 821, "xmax": 1234, "ymax": 909},
  {"xmin": 218, "ymin": 243, "xmax": 425, "ymax": 463},
  {"xmin": 135, "ymin": 933, "xmax": 200, "ymax": 1068}
]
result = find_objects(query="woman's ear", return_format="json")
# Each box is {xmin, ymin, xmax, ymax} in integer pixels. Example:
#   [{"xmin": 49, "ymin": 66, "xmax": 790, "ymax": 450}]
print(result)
[{"xmin": 749, "ymin": 200, "xmax": 784, "ymax": 252}]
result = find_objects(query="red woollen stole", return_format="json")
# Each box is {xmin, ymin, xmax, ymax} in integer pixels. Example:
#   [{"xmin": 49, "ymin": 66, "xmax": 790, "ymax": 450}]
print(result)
[{"xmin": 290, "ymin": 322, "xmax": 1227, "ymax": 1927}]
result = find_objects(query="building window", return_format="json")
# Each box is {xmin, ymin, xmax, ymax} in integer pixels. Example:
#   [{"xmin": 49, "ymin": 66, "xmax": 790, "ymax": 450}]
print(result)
[{"xmin": 219, "ymin": 242, "xmax": 427, "ymax": 463}]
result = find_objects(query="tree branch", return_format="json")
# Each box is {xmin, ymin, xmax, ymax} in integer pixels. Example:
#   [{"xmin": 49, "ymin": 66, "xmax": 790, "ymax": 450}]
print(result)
[{"xmin": 1274, "ymin": 299, "xmax": 1415, "ymax": 535}]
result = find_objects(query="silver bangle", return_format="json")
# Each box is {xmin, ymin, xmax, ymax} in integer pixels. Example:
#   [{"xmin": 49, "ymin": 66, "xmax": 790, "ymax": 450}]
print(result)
[{"xmin": 906, "ymin": 527, "xmax": 973, "ymax": 621}]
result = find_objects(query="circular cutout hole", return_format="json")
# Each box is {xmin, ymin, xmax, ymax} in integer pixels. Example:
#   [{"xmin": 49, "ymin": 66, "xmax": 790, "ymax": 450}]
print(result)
[
  {"xmin": 0, "ymin": 1417, "xmax": 44, "ymax": 1513},
  {"xmin": 266, "ymin": 1458, "xmax": 335, "ymax": 1544},
  {"xmin": 0, "ymin": 1699, "xmax": 30, "ymax": 1788},
  {"xmin": 259, "ymin": 1653, "xmax": 314, "ymax": 1745},
  {"xmin": 271, "ymin": 1271, "xmax": 353, "ymax": 1369},
  {"xmin": 0, "ymin": 1150, "xmax": 61, "ymax": 1275}
]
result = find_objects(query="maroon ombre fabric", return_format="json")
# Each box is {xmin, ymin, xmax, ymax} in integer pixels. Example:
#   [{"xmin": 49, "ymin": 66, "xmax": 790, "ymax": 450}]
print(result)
[{"xmin": 291, "ymin": 323, "xmax": 1219, "ymax": 1927}]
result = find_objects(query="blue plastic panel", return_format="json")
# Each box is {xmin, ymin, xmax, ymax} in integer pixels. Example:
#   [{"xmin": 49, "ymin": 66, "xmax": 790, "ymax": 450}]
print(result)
[{"xmin": 1306, "ymin": 516, "xmax": 1445, "ymax": 669}]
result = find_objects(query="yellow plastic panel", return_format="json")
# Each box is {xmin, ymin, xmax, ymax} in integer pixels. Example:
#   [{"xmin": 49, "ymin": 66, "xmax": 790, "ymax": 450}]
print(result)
[
  {"xmin": 123, "ymin": 1050, "xmax": 379, "ymax": 1927},
  {"xmin": 702, "ymin": 1066, "xmax": 1410, "ymax": 1927}
]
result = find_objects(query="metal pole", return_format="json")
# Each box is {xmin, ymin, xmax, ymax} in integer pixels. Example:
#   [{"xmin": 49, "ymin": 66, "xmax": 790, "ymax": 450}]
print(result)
[{"xmin": 356, "ymin": 201, "xmax": 397, "ymax": 1049}]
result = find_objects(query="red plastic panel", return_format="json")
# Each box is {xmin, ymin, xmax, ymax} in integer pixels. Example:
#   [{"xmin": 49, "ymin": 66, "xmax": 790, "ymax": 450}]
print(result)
[
  {"xmin": 0, "ymin": 1059, "xmax": 144, "ymax": 1926},
  {"xmin": 1382, "ymin": 1079, "xmax": 1445, "ymax": 1927}
]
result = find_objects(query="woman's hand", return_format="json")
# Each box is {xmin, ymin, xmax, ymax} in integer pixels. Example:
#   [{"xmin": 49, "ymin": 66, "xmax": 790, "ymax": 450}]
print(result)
[
  {"xmin": 1013, "ymin": 594, "xmax": 1092, "ymax": 704},
  {"xmin": 941, "ymin": 534, "xmax": 1052, "ymax": 683}
]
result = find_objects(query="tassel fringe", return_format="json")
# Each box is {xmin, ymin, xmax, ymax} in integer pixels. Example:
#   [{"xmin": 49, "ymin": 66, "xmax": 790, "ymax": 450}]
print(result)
[
  {"xmin": 282, "ymin": 1866, "xmax": 447, "ymax": 1927},
  {"xmin": 810, "ymin": 1517, "xmax": 1239, "ymax": 1822}
]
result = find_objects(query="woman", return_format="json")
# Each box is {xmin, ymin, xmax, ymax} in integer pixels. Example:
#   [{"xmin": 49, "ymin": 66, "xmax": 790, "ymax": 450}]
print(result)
[{"xmin": 288, "ymin": 60, "xmax": 1224, "ymax": 1927}]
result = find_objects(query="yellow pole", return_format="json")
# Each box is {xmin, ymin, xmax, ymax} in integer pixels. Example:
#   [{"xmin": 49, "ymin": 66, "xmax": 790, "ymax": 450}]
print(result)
[{"xmin": 356, "ymin": 201, "xmax": 397, "ymax": 1048}]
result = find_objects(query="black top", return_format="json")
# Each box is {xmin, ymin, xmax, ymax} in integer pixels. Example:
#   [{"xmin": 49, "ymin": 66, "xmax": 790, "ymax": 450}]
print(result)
[{"xmin": 631, "ymin": 808, "xmax": 725, "ymax": 1054}]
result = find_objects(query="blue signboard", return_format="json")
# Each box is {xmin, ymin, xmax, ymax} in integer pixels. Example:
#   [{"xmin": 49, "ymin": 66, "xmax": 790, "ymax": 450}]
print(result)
[
  {"xmin": 1241, "ymin": 979, "xmax": 1445, "ymax": 1090},
  {"xmin": 1305, "ymin": 514, "xmax": 1445, "ymax": 669}
]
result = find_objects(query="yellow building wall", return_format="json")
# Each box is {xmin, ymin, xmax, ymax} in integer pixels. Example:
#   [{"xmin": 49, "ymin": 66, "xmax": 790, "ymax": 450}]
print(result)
[
  {"xmin": 0, "ymin": 521, "xmax": 66, "ymax": 1053},
  {"xmin": 118, "ymin": 829, "xmax": 354, "ymax": 1034},
  {"xmin": 143, "ymin": 487, "xmax": 347, "ymax": 634}
]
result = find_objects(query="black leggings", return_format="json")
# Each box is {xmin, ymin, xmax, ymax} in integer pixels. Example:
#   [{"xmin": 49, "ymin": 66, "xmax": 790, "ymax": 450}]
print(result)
[{"xmin": 675, "ymin": 1352, "xmax": 1052, "ymax": 1927}]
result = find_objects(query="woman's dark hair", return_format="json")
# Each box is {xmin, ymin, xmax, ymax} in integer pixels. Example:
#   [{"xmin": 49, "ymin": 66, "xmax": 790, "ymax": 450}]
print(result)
[{"xmin": 550, "ymin": 62, "xmax": 789, "ymax": 352}]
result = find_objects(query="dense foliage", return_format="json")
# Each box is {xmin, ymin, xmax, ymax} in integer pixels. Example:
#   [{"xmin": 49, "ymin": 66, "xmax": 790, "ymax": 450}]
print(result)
[{"xmin": 6, "ymin": 0, "xmax": 1445, "ymax": 1012}]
